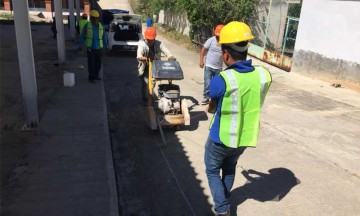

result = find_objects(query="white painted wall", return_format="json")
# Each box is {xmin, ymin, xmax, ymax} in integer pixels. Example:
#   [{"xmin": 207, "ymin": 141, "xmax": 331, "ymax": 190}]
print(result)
[
  {"xmin": 266, "ymin": 1, "xmax": 288, "ymax": 50},
  {"xmin": 295, "ymin": 0, "xmax": 360, "ymax": 64},
  {"xmin": 157, "ymin": 10, "xmax": 190, "ymax": 36}
]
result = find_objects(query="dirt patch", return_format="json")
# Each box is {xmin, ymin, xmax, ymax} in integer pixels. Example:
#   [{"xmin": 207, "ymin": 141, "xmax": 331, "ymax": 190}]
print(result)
[
  {"xmin": 304, "ymin": 74, "xmax": 360, "ymax": 92},
  {"xmin": 0, "ymin": 22, "xmax": 65, "ymax": 187},
  {"xmin": 155, "ymin": 23, "xmax": 201, "ymax": 54},
  {"xmin": 320, "ymin": 77, "xmax": 360, "ymax": 92}
]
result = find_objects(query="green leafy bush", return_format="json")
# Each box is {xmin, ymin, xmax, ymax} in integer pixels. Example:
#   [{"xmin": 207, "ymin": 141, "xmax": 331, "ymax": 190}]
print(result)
[{"xmin": 0, "ymin": 12, "xmax": 14, "ymax": 20}]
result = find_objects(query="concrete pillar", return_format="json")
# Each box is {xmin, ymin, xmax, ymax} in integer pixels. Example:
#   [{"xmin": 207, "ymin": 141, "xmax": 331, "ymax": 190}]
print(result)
[
  {"xmin": 4, "ymin": 0, "xmax": 11, "ymax": 11},
  {"xmin": 54, "ymin": 0, "xmax": 66, "ymax": 63},
  {"xmin": 75, "ymin": 0, "xmax": 81, "ymax": 30},
  {"xmin": 68, "ymin": 0, "xmax": 76, "ymax": 39},
  {"xmin": 45, "ymin": 0, "xmax": 52, "ymax": 12},
  {"xmin": 84, "ymin": 0, "xmax": 90, "ymax": 16},
  {"xmin": 12, "ymin": 0, "xmax": 39, "ymax": 128}
]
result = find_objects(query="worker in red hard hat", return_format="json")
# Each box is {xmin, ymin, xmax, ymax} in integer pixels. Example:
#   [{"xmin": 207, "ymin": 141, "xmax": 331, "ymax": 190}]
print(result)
[
  {"xmin": 137, "ymin": 27, "xmax": 175, "ymax": 102},
  {"xmin": 199, "ymin": 24, "xmax": 224, "ymax": 105}
]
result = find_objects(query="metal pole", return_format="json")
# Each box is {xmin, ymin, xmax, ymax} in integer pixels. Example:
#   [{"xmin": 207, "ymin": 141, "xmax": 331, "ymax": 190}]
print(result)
[
  {"xmin": 282, "ymin": 18, "xmax": 290, "ymax": 55},
  {"xmin": 75, "ymin": 0, "xmax": 80, "ymax": 30},
  {"xmin": 12, "ymin": 0, "xmax": 39, "ymax": 129},
  {"xmin": 51, "ymin": 0, "xmax": 54, "ymax": 19},
  {"xmin": 90, "ymin": 0, "xmax": 96, "ymax": 10},
  {"xmin": 264, "ymin": 0, "xmax": 273, "ymax": 50},
  {"xmin": 54, "ymin": 0, "xmax": 66, "ymax": 64},
  {"xmin": 68, "ymin": 0, "xmax": 76, "ymax": 39}
]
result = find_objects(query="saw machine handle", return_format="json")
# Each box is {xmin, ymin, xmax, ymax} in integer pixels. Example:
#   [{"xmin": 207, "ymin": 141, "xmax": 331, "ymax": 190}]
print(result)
[{"xmin": 148, "ymin": 61, "xmax": 154, "ymax": 98}]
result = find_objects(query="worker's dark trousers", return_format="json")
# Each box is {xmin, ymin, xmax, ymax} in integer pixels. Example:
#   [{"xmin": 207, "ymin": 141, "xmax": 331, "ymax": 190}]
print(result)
[
  {"xmin": 87, "ymin": 48, "xmax": 102, "ymax": 80},
  {"xmin": 139, "ymin": 70, "xmax": 149, "ymax": 101}
]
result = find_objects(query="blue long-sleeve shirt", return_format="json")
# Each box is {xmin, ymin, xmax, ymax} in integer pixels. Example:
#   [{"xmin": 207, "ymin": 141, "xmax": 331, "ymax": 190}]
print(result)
[
  {"xmin": 78, "ymin": 22, "xmax": 108, "ymax": 49},
  {"xmin": 209, "ymin": 60, "xmax": 255, "ymax": 144}
]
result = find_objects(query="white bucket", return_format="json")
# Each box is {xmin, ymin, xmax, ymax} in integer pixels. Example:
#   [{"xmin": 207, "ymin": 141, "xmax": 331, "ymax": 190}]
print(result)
[{"xmin": 63, "ymin": 72, "xmax": 75, "ymax": 87}]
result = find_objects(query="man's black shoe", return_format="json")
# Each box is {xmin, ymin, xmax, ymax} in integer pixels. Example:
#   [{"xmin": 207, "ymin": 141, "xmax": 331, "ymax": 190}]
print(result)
[{"xmin": 88, "ymin": 79, "xmax": 95, "ymax": 83}]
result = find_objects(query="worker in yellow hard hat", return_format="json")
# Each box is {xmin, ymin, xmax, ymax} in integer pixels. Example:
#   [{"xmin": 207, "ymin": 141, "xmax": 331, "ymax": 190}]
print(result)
[
  {"xmin": 78, "ymin": 10, "xmax": 108, "ymax": 83},
  {"xmin": 199, "ymin": 24, "xmax": 224, "ymax": 105},
  {"xmin": 204, "ymin": 21, "xmax": 272, "ymax": 216},
  {"xmin": 137, "ymin": 27, "xmax": 174, "ymax": 102}
]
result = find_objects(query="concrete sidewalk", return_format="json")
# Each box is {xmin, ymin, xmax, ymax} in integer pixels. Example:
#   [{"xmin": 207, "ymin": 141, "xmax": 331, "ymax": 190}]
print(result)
[{"xmin": 1, "ymin": 53, "xmax": 118, "ymax": 216}]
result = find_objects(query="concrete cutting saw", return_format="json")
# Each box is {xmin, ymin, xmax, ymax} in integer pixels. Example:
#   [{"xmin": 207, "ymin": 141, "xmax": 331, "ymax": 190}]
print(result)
[{"xmin": 146, "ymin": 60, "xmax": 190, "ymax": 139}]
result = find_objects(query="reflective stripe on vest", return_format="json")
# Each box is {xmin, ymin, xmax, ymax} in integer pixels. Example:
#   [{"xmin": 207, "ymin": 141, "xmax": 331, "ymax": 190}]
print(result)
[
  {"xmin": 257, "ymin": 66, "xmax": 269, "ymax": 107},
  {"xmin": 86, "ymin": 22, "xmax": 103, "ymax": 48},
  {"xmin": 223, "ymin": 70, "xmax": 239, "ymax": 148},
  {"xmin": 211, "ymin": 66, "xmax": 272, "ymax": 148}
]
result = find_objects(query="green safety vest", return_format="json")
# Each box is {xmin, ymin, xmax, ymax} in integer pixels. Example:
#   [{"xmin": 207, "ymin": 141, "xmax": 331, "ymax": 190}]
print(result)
[
  {"xmin": 79, "ymin": 19, "xmax": 88, "ymax": 34},
  {"xmin": 210, "ymin": 66, "xmax": 272, "ymax": 148},
  {"xmin": 85, "ymin": 22, "xmax": 103, "ymax": 48}
]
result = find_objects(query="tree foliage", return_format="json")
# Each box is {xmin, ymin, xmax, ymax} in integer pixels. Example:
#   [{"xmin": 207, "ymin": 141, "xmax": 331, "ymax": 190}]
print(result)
[{"xmin": 135, "ymin": 0, "xmax": 260, "ymax": 39}]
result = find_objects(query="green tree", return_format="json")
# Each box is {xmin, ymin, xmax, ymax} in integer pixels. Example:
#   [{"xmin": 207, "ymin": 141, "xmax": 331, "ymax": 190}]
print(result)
[{"xmin": 135, "ymin": 0, "xmax": 260, "ymax": 40}]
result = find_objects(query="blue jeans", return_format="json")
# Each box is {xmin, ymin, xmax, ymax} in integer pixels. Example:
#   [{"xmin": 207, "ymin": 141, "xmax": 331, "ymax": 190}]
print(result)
[
  {"xmin": 203, "ymin": 66, "xmax": 222, "ymax": 98},
  {"xmin": 204, "ymin": 136, "xmax": 246, "ymax": 214}
]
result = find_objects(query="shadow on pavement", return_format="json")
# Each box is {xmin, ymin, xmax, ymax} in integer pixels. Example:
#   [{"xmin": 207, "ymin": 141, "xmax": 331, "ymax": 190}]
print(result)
[
  {"xmin": 181, "ymin": 95, "xmax": 199, "ymax": 108},
  {"xmin": 230, "ymin": 168, "xmax": 301, "ymax": 215},
  {"xmin": 103, "ymin": 54, "xmax": 213, "ymax": 215},
  {"xmin": 185, "ymin": 111, "xmax": 208, "ymax": 131}
]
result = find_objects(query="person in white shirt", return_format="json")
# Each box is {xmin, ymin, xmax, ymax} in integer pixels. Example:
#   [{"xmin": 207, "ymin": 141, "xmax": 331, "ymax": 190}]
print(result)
[{"xmin": 199, "ymin": 24, "xmax": 224, "ymax": 105}]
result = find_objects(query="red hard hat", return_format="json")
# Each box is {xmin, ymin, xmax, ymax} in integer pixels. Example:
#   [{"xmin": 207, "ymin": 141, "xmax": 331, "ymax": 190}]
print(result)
[
  {"xmin": 144, "ymin": 27, "xmax": 157, "ymax": 40},
  {"xmin": 214, "ymin": 24, "xmax": 224, "ymax": 36},
  {"xmin": 82, "ymin": 13, "xmax": 88, "ymax": 18}
]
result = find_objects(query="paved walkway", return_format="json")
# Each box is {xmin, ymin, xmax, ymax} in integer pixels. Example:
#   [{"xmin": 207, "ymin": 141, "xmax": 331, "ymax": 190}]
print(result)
[{"xmin": 1, "ymin": 53, "xmax": 119, "ymax": 216}]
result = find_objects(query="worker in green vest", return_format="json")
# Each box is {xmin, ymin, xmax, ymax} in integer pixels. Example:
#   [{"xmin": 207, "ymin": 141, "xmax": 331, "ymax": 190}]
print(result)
[
  {"xmin": 204, "ymin": 21, "xmax": 272, "ymax": 216},
  {"xmin": 78, "ymin": 13, "xmax": 88, "ymax": 34},
  {"xmin": 78, "ymin": 10, "xmax": 108, "ymax": 83}
]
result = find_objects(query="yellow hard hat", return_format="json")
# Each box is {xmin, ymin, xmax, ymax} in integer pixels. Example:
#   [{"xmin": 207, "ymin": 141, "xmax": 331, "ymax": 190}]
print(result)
[
  {"xmin": 218, "ymin": 21, "xmax": 254, "ymax": 44},
  {"xmin": 90, "ymin": 10, "xmax": 99, "ymax": 18}
]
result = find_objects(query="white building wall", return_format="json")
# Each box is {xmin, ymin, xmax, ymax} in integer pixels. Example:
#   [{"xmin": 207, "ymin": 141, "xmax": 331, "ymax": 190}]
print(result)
[
  {"xmin": 292, "ymin": 0, "xmax": 360, "ymax": 84},
  {"xmin": 158, "ymin": 10, "xmax": 190, "ymax": 36},
  {"xmin": 266, "ymin": 1, "xmax": 288, "ymax": 50}
]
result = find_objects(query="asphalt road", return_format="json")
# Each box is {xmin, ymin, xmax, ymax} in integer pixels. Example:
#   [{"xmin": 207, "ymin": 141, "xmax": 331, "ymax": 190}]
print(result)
[
  {"xmin": 103, "ymin": 51, "xmax": 213, "ymax": 215},
  {"xmin": 103, "ymin": 31, "xmax": 360, "ymax": 215}
]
